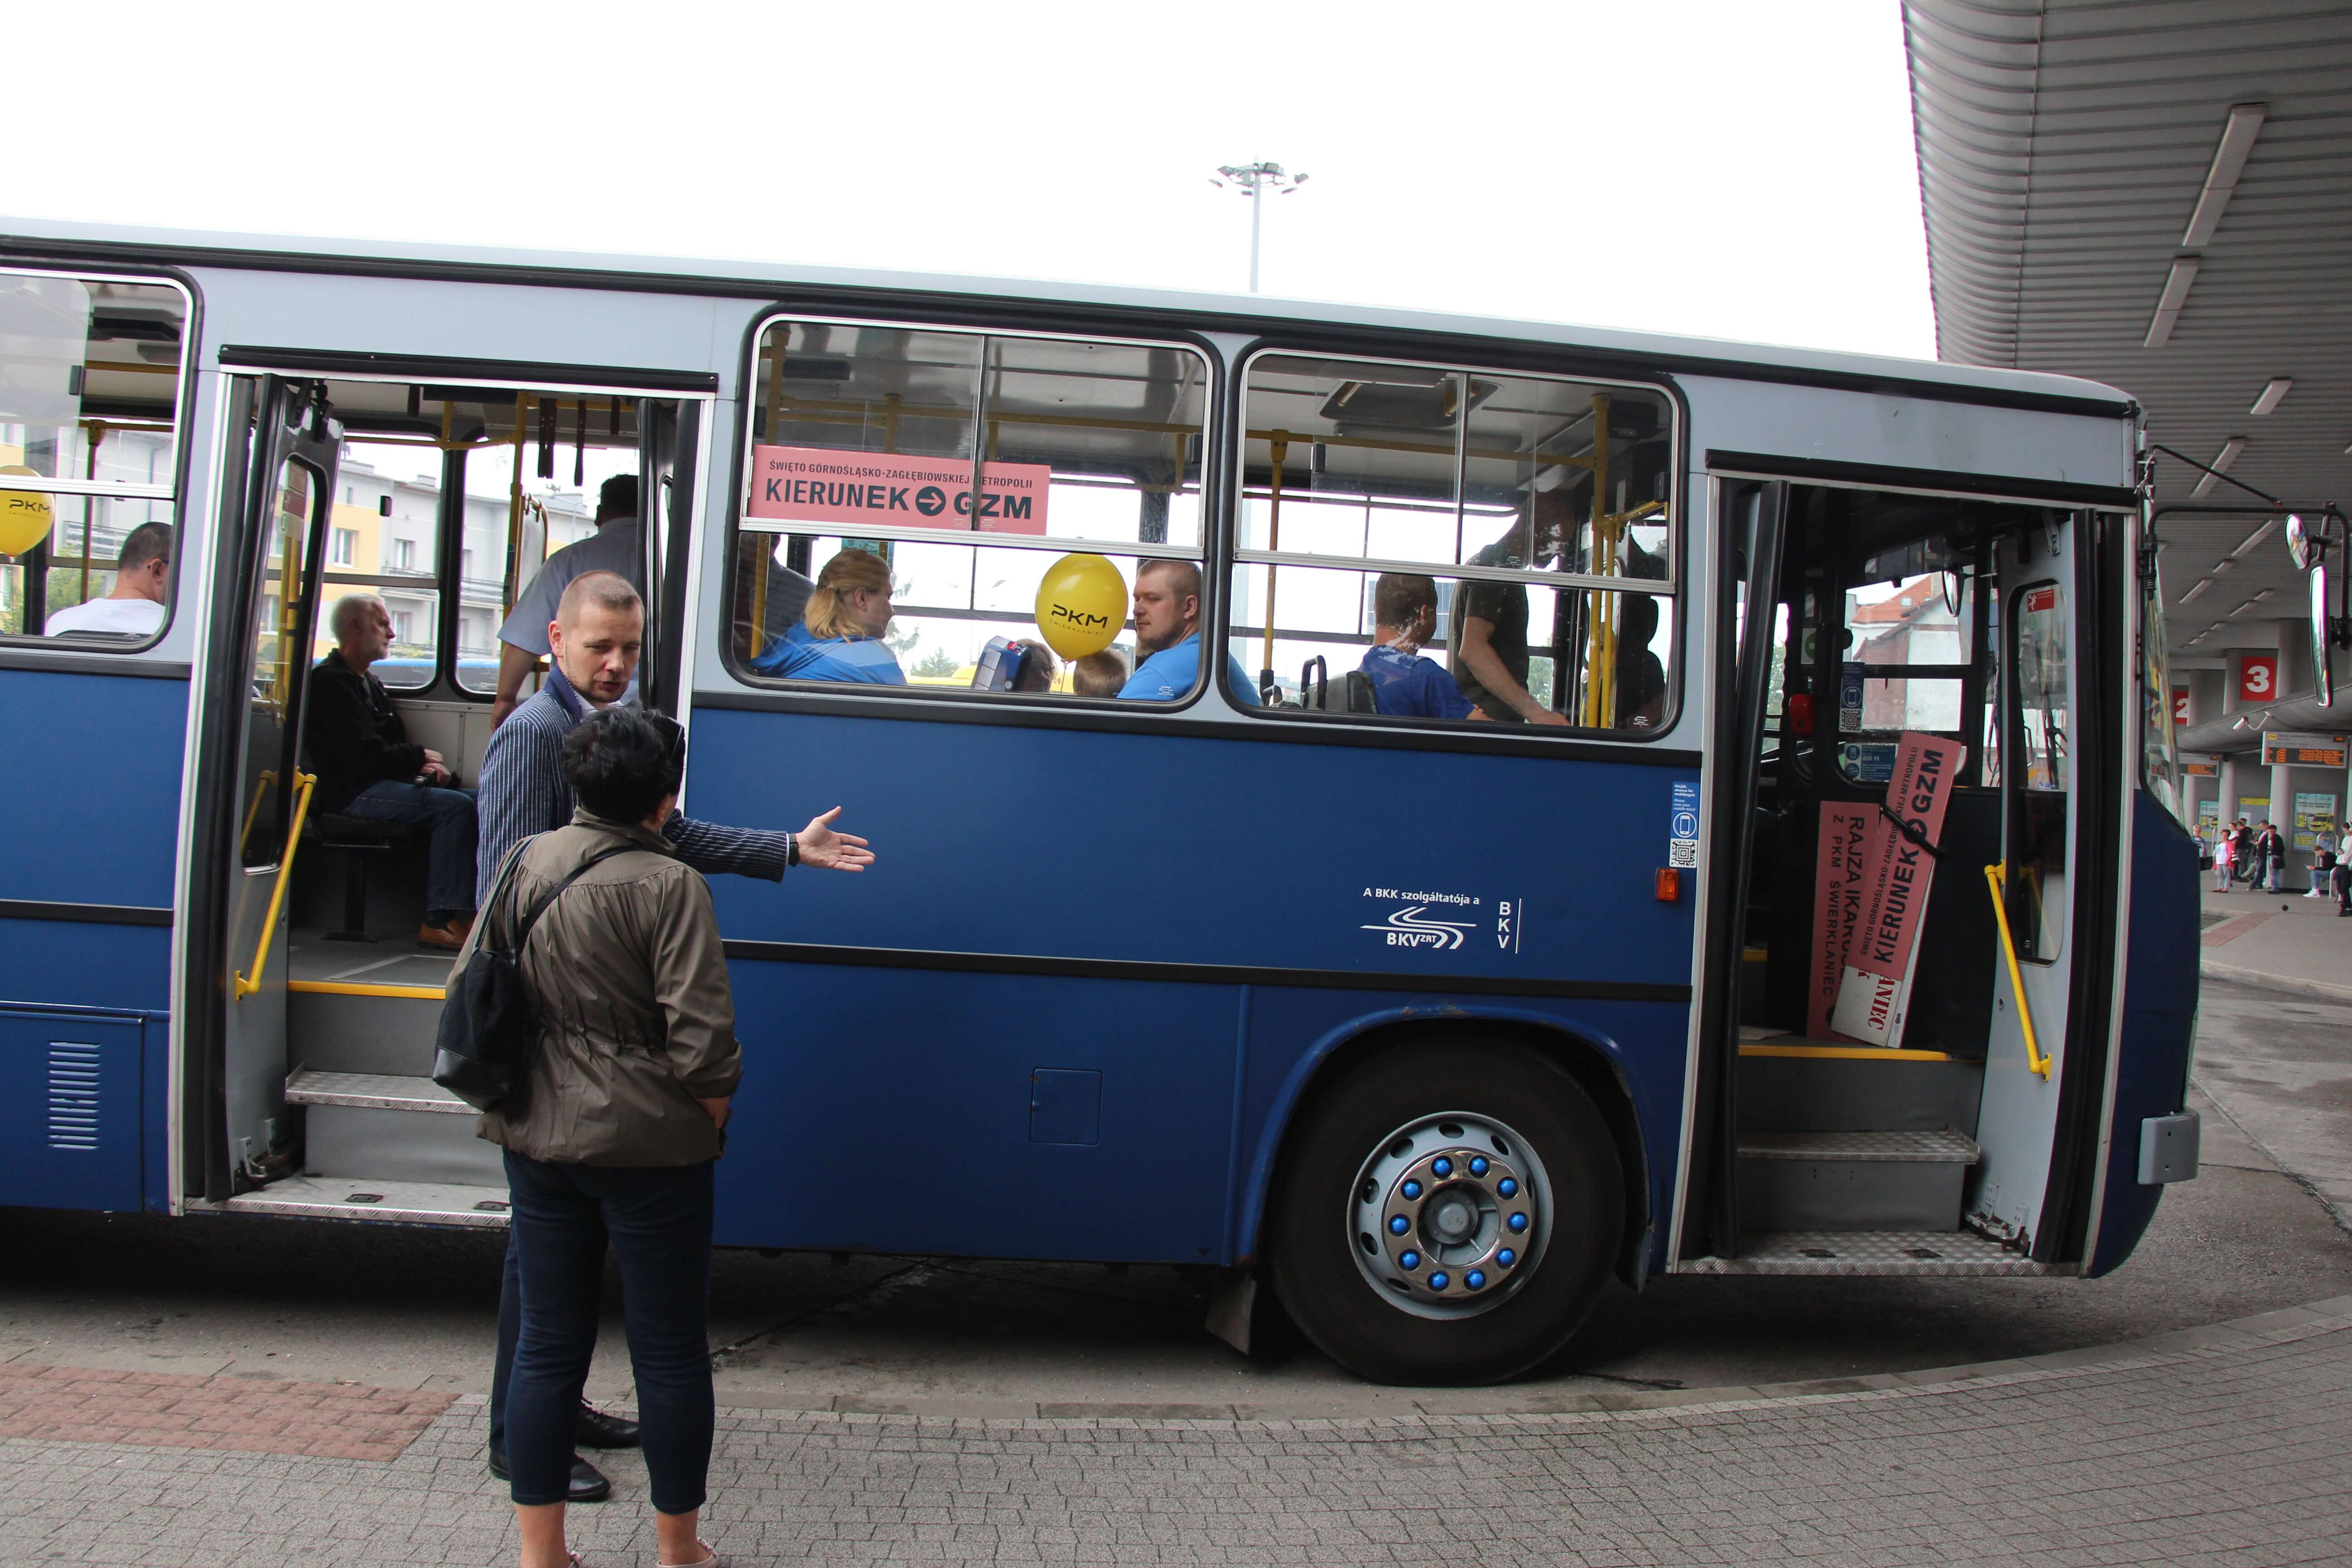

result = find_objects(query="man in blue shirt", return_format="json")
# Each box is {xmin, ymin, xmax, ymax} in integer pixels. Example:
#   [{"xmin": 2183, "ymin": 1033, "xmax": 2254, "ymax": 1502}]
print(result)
[
  {"xmin": 1359, "ymin": 573, "xmax": 1485, "ymax": 721},
  {"xmin": 1117, "ymin": 559, "xmax": 1259, "ymax": 705}
]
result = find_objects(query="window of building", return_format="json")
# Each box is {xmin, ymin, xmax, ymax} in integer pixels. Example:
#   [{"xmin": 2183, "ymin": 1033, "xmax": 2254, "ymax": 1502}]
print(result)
[
  {"xmin": 1230, "ymin": 353, "xmax": 1676, "ymax": 729},
  {"xmin": 329, "ymin": 527, "xmax": 358, "ymax": 566},
  {"xmin": 319, "ymin": 440, "xmax": 450, "ymax": 690},
  {"xmin": 391, "ymin": 537, "xmax": 416, "ymax": 572},
  {"xmin": 0, "ymin": 269, "xmax": 188, "ymax": 646},
  {"xmin": 730, "ymin": 320, "xmax": 1210, "ymax": 701}
]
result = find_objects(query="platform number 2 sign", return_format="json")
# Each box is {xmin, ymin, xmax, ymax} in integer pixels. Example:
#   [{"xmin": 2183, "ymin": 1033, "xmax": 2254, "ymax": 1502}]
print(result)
[
  {"xmin": 2173, "ymin": 688, "xmax": 2190, "ymax": 726},
  {"xmin": 2240, "ymin": 655, "xmax": 2277, "ymax": 703}
]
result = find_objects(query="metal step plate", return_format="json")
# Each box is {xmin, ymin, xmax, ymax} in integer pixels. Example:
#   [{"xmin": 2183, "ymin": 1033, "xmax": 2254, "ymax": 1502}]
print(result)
[
  {"xmin": 284, "ymin": 1069, "xmax": 471, "ymax": 1113},
  {"xmin": 1679, "ymin": 1230, "xmax": 2049, "ymax": 1276},
  {"xmin": 1736, "ymin": 1128, "xmax": 1982, "ymax": 1163},
  {"xmin": 209, "ymin": 1175, "xmax": 510, "ymax": 1228}
]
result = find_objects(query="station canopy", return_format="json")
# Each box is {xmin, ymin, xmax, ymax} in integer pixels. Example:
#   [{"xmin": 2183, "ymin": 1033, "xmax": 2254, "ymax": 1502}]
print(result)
[{"xmin": 1903, "ymin": 0, "xmax": 2352, "ymax": 710}]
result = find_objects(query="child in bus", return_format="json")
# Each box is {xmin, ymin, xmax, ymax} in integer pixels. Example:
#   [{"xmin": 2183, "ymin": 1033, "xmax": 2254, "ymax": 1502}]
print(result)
[
  {"xmin": 746, "ymin": 548, "xmax": 906, "ymax": 684},
  {"xmin": 1072, "ymin": 647, "xmax": 1130, "ymax": 697}
]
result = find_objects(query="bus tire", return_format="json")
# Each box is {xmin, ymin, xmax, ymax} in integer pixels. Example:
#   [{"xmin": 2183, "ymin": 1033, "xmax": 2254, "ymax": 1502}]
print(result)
[{"xmin": 1266, "ymin": 1039, "xmax": 1623, "ymax": 1386}]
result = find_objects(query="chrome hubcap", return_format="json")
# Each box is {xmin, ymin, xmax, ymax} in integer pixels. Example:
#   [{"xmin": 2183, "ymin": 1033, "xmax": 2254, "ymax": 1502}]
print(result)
[{"xmin": 1347, "ymin": 1112, "xmax": 1551, "ymax": 1320}]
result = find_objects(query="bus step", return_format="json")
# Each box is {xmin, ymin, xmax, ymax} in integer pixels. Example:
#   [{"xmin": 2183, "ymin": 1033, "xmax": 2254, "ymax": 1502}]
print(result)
[
  {"xmin": 211, "ymin": 1174, "xmax": 510, "ymax": 1228},
  {"xmin": 1681, "ymin": 1230, "xmax": 2046, "ymax": 1276},
  {"xmin": 287, "ymin": 990, "xmax": 444, "ymax": 1077},
  {"xmin": 1735, "ymin": 1128, "xmax": 1980, "ymax": 1232},
  {"xmin": 284, "ymin": 1069, "xmax": 504, "ymax": 1187}
]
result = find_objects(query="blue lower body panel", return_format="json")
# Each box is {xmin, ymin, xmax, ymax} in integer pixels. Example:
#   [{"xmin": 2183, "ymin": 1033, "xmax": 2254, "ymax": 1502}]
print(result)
[{"xmin": 0, "ymin": 1006, "xmax": 149, "ymax": 1212}]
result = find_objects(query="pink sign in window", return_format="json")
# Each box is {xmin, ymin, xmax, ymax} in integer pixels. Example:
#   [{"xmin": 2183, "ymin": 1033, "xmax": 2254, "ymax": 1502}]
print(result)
[{"xmin": 745, "ymin": 444, "xmax": 1049, "ymax": 534}]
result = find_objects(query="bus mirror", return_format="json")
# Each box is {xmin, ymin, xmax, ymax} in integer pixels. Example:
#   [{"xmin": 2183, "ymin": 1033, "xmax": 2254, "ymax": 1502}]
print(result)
[{"xmin": 2286, "ymin": 513, "xmax": 2318, "ymax": 569}]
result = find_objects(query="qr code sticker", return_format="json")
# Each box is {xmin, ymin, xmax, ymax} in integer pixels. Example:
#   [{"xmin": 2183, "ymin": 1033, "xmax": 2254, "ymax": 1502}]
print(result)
[{"xmin": 1669, "ymin": 840, "xmax": 1699, "ymax": 868}]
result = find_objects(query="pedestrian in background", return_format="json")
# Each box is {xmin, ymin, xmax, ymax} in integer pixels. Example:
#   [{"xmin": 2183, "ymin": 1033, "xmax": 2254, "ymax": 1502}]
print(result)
[
  {"xmin": 2259, "ymin": 821, "xmax": 2288, "ymax": 893},
  {"xmin": 2230, "ymin": 819, "xmax": 2254, "ymax": 888},
  {"xmin": 2213, "ymin": 827, "xmax": 2235, "ymax": 892},
  {"xmin": 482, "ymin": 707, "xmax": 736, "ymax": 1568},
  {"xmin": 2337, "ymin": 827, "xmax": 2352, "ymax": 917}
]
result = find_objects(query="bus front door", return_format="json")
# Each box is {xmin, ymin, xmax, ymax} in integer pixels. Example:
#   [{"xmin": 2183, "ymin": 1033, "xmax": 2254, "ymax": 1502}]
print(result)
[{"xmin": 185, "ymin": 377, "xmax": 341, "ymax": 1204}]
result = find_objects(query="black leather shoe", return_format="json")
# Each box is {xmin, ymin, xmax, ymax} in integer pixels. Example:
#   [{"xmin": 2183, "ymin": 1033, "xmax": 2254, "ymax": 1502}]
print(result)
[
  {"xmin": 575, "ymin": 1401, "xmax": 641, "ymax": 1449},
  {"xmin": 486, "ymin": 1446, "xmax": 613, "ymax": 1503}
]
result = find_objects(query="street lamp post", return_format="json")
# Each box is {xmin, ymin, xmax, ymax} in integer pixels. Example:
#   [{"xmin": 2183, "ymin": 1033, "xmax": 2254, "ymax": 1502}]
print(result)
[{"xmin": 1210, "ymin": 161, "xmax": 1308, "ymax": 293}]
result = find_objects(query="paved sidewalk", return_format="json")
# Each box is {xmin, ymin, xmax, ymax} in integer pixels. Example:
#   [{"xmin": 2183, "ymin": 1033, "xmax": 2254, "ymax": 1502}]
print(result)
[
  {"xmin": 9, "ymin": 1298, "xmax": 2351, "ymax": 1567},
  {"xmin": 2199, "ymin": 885, "xmax": 2352, "ymax": 1000}
]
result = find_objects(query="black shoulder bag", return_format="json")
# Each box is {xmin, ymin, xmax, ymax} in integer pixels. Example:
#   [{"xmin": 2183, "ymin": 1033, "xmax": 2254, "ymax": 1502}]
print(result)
[{"xmin": 432, "ymin": 841, "xmax": 635, "ymax": 1111}]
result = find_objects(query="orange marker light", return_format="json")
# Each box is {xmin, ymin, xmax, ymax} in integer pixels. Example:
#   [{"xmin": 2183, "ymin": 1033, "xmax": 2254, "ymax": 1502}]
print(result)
[{"xmin": 1656, "ymin": 868, "xmax": 1681, "ymax": 902}]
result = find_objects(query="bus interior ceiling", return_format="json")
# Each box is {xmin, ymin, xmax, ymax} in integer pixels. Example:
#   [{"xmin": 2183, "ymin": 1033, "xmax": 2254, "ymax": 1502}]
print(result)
[
  {"xmin": 1729, "ymin": 484, "xmax": 2059, "ymax": 1254},
  {"xmin": 235, "ymin": 378, "xmax": 656, "ymax": 1213}
]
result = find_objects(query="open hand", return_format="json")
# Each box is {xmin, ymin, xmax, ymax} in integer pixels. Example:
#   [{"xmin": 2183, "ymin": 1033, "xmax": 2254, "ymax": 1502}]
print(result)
[{"xmin": 797, "ymin": 806, "xmax": 875, "ymax": 872}]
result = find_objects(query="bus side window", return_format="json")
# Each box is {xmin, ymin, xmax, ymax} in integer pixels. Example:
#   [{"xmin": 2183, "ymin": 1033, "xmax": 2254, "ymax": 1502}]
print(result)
[
  {"xmin": 0, "ymin": 270, "xmax": 188, "ymax": 645},
  {"xmin": 730, "ymin": 321, "xmax": 1210, "ymax": 699},
  {"xmin": 1228, "ymin": 354, "xmax": 1677, "ymax": 730}
]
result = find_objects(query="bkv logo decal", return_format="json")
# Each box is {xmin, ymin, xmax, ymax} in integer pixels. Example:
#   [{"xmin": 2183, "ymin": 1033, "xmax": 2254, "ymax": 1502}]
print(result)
[{"xmin": 1361, "ymin": 905, "xmax": 1476, "ymax": 950}]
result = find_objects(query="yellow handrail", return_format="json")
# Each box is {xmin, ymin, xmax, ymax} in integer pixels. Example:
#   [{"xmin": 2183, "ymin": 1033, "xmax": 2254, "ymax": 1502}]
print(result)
[
  {"xmin": 1984, "ymin": 863, "xmax": 2051, "ymax": 1080},
  {"xmin": 234, "ymin": 770, "xmax": 317, "ymax": 1000},
  {"xmin": 236, "ymin": 769, "xmax": 277, "ymax": 857}
]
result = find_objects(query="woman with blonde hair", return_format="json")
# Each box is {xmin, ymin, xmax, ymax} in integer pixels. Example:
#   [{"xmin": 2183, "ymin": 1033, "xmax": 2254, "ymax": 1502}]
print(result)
[{"xmin": 747, "ymin": 547, "xmax": 906, "ymax": 684}]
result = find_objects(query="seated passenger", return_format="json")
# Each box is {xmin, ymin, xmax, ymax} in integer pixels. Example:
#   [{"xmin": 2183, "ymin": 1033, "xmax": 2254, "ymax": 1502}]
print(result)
[
  {"xmin": 307, "ymin": 593, "xmax": 478, "ymax": 950},
  {"xmin": 1613, "ymin": 593, "xmax": 1668, "ymax": 730},
  {"xmin": 1359, "ymin": 573, "xmax": 1485, "ymax": 721},
  {"xmin": 1011, "ymin": 638, "xmax": 1058, "ymax": 693},
  {"xmin": 45, "ymin": 521, "xmax": 172, "ymax": 637},
  {"xmin": 1073, "ymin": 648, "xmax": 1130, "ymax": 697},
  {"xmin": 746, "ymin": 549, "xmax": 906, "ymax": 685},
  {"xmin": 1117, "ymin": 560, "xmax": 1259, "ymax": 704}
]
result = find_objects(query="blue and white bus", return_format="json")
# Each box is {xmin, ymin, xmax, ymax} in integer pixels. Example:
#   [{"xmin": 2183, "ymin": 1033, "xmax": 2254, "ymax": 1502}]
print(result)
[{"xmin": 0, "ymin": 220, "xmax": 2202, "ymax": 1384}]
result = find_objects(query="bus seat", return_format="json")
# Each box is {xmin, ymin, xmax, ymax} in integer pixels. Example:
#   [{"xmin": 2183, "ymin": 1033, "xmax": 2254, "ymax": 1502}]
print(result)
[
  {"xmin": 1296, "ymin": 657, "xmax": 1379, "ymax": 714},
  {"xmin": 308, "ymin": 813, "xmax": 425, "ymax": 943}
]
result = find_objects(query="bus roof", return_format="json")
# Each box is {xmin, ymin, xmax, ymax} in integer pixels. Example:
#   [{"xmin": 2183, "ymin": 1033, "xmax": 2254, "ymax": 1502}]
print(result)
[{"xmin": 1, "ymin": 214, "xmax": 2137, "ymax": 417}]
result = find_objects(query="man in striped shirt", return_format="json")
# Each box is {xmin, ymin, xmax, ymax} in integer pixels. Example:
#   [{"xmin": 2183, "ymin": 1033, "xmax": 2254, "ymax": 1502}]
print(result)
[{"xmin": 474, "ymin": 567, "xmax": 873, "ymax": 1497}]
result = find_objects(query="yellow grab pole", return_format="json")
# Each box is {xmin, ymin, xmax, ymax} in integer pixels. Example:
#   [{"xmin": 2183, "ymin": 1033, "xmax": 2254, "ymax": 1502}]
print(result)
[
  {"xmin": 1261, "ymin": 435, "xmax": 1289, "ymax": 682},
  {"xmin": 1984, "ymin": 863, "xmax": 2051, "ymax": 1079},
  {"xmin": 235, "ymin": 771, "xmax": 318, "ymax": 999},
  {"xmin": 237, "ymin": 769, "xmax": 278, "ymax": 858},
  {"xmin": 502, "ymin": 392, "xmax": 528, "ymax": 617},
  {"xmin": 1580, "ymin": 394, "xmax": 1613, "ymax": 726}
]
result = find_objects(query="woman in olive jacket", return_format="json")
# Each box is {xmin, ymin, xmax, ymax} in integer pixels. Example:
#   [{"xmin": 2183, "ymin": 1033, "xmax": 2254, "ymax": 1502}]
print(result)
[{"xmin": 480, "ymin": 706, "xmax": 736, "ymax": 1568}]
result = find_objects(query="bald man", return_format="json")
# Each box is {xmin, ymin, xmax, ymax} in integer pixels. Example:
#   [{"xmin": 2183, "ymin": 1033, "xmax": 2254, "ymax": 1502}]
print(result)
[{"xmin": 307, "ymin": 593, "xmax": 478, "ymax": 948}]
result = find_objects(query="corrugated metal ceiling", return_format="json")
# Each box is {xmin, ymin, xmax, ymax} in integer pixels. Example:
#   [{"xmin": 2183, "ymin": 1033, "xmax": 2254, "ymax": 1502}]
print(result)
[{"xmin": 1904, "ymin": 0, "xmax": 2352, "ymax": 658}]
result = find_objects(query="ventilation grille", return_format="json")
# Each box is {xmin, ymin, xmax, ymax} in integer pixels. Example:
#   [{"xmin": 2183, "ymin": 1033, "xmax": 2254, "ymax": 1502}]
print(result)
[{"xmin": 47, "ymin": 1042, "xmax": 102, "ymax": 1151}]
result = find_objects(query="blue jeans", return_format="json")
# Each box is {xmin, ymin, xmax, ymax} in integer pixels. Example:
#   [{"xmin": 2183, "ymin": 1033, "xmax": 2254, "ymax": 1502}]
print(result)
[
  {"xmin": 344, "ymin": 779, "xmax": 478, "ymax": 923},
  {"xmin": 501, "ymin": 1150, "xmax": 715, "ymax": 1514}
]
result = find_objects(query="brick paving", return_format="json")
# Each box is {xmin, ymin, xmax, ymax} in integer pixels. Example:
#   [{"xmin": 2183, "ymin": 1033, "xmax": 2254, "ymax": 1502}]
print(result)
[
  {"xmin": 5, "ymin": 1313, "xmax": 2349, "ymax": 1566},
  {"xmin": 0, "ymin": 1361, "xmax": 455, "ymax": 1461},
  {"xmin": 0, "ymin": 1316, "xmax": 2342, "ymax": 1568}
]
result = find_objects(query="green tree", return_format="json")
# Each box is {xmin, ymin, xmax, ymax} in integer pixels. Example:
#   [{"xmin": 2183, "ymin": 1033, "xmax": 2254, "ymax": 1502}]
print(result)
[{"xmin": 911, "ymin": 645, "xmax": 960, "ymax": 678}]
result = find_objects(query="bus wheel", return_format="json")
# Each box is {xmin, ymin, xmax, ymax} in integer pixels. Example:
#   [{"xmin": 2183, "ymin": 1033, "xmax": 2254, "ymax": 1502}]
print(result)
[{"xmin": 1267, "ymin": 1039, "xmax": 1623, "ymax": 1385}]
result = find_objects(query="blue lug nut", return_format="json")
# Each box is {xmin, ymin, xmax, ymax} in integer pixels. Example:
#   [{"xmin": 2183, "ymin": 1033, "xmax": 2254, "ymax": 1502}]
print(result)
[
  {"xmin": 1465, "ymin": 1270, "xmax": 1486, "ymax": 1290},
  {"xmin": 1497, "ymin": 1177, "xmax": 1518, "ymax": 1197},
  {"xmin": 1398, "ymin": 1250, "xmax": 1419, "ymax": 1270},
  {"xmin": 1497, "ymin": 1248, "xmax": 1517, "ymax": 1267},
  {"xmin": 1426, "ymin": 1272, "xmax": 1448, "ymax": 1291},
  {"xmin": 1389, "ymin": 1215, "xmax": 1411, "ymax": 1235},
  {"xmin": 1469, "ymin": 1156, "xmax": 1489, "ymax": 1176},
  {"xmin": 1432, "ymin": 1157, "xmax": 1453, "ymax": 1177},
  {"xmin": 1401, "ymin": 1180, "xmax": 1422, "ymax": 1200},
  {"xmin": 1507, "ymin": 1212, "xmax": 1529, "ymax": 1233}
]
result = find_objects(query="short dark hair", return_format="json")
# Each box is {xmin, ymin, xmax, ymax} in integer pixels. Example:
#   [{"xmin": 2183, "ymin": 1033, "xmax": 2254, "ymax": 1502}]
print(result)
[
  {"xmin": 1372, "ymin": 572, "xmax": 1438, "ymax": 629},
  {"xmin": 597, "ymin": 474, "xmax": 640, "ymax": 522},
  {"xmin": 118, "ymin": 521, "xmax": 172, "ymax": 575},
  {"xmin": 562, "ymin": 706, "xmax": 685, "ymax": 825},
  {"xmin": 1137, "ymin": 558, "xmax": 1202, "ymax": 606}
]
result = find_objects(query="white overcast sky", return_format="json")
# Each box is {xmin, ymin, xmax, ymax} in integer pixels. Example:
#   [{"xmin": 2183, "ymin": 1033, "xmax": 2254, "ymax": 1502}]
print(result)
[{"xmin": 11, "ymin": 0, "xmax": 1933, "ymax": 361}]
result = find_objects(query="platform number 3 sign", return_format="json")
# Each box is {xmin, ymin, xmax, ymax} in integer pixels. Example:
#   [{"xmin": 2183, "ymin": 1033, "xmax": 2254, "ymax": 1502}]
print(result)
[{"xmin": 2240, "ymin": 655, "xmax": 2277, "ymax": 703}]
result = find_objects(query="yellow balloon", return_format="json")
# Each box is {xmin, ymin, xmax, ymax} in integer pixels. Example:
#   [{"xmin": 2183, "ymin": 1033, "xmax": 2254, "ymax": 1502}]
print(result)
[
  {"xmin": 0, "ymin": 466, "xmax": 55, "ymax": 559},
  {"xmin": 1034, "ymin": 553, "xmax": 1127, "ymax": 660}
]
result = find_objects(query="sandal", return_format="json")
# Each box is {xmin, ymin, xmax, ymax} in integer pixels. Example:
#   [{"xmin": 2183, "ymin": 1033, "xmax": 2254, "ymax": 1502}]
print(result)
[{"xmin": 660, "ymin": 1542, "xmax": 721, "ymax": 1568}]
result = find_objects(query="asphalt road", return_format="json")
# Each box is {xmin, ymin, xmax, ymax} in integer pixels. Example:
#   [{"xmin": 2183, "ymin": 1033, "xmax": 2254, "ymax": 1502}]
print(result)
[{"xmin": 4, "ymin": 977, "xmax": 2346, "ymax": 1417}]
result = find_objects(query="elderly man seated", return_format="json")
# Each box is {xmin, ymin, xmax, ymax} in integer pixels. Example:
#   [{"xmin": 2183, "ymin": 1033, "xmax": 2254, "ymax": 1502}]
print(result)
[{"xmin": 307, "ymin": 593, "xmax": 478, "ymax": 949}]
